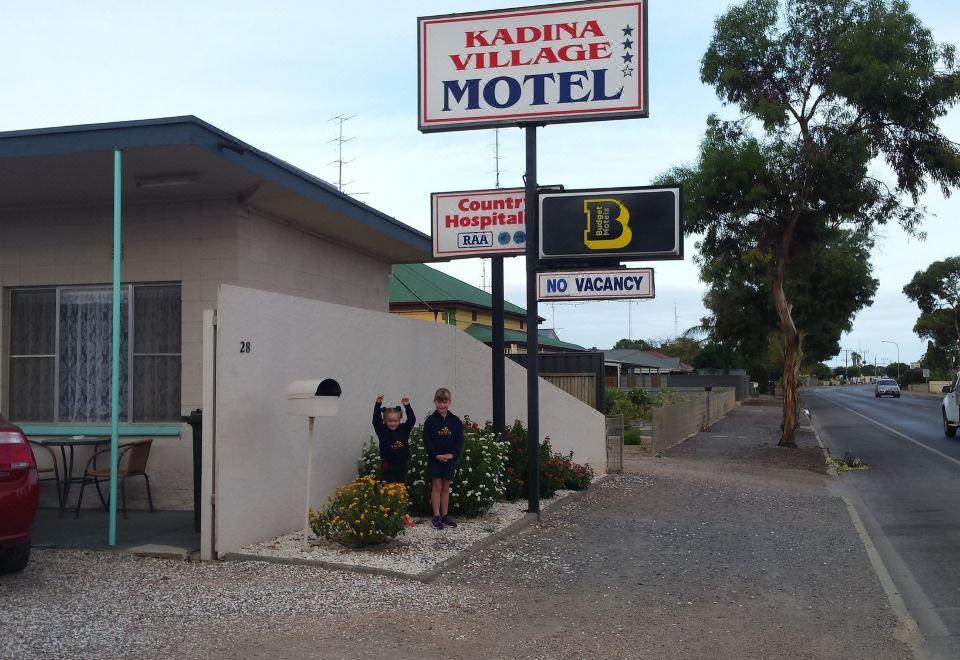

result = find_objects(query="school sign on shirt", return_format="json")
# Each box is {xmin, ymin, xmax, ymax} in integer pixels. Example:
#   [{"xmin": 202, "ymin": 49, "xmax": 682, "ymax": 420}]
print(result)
[{"xmin": 418, "ymin": 0, "xmax": 647, "ymax": 132}]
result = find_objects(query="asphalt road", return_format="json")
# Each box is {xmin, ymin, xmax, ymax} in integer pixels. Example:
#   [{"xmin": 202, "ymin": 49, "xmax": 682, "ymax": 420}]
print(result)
[{"xmin": 805, "ymin": 385, "xmax": 960, "ymax": 659}]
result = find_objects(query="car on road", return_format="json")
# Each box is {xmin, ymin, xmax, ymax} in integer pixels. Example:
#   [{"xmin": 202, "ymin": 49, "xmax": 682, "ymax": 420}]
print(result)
[
  {"xmin": 873, "ymin": 378, "xmax": 900, "ymax": 399},
  {"xmin": 943, "ymin": 374, "xmax": 960, "ymax": 438},
  {"xmin": 875, "ymin": 378, "xmax": 901, "ymax": 398},
  {"xmin": 0, "ymin": 415, "xmax": 39, "ymax": 573}
]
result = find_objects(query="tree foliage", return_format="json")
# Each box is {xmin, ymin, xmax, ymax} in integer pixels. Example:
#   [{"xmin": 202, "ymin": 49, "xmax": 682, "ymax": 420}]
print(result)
[
  {"xmin": 903, "ymin": 256, "xmax": 960, "ymax": 368},
  {"xmin": 660, "ymin": 0, "xmax": 960, "ymax": 446},
  {"xmin": 612, "ymin": 338, "xmax": 653, "ymax": 351}
]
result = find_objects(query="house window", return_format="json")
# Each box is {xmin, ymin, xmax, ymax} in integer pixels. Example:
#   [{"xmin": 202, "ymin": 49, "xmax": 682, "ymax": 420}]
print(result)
[
  {"xmin": 8, "ymin": 284, "xmax": 181, "ymax": 423},
  {"xmin": 471, "ymin": 310, "xmax": 477, "ymax": 321}
]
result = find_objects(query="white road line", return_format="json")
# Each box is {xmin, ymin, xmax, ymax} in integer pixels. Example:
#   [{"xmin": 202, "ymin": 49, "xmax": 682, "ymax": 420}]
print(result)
[{"xmin": 822, "ymin": 398, "xmax": 960, "ymax": 469}]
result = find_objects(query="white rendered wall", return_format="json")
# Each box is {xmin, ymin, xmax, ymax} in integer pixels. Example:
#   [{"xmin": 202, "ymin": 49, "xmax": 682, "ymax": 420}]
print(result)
[{"xmin": 213, "ymin": 285, "xmax": 605, "ymax": 555}]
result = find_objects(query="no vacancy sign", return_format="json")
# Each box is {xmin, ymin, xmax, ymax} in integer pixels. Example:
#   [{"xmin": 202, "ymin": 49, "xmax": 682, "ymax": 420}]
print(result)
[
  {"xmin": 538, "ymin": 267, "xmax": 654, "ymax": 301},
  {"xmin": 418, "ymin": 0, "xmax": 647, "ymax": 132}
]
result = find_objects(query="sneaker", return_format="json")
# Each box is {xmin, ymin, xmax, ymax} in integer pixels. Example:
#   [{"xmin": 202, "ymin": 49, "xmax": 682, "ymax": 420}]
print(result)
[
  {"xmin": 431, "ymin": 515, "xmax": 444, "ymax": 529},
  {"xmin": 442, "ymin": 515, "xmax": 457, "ymax": 528}
]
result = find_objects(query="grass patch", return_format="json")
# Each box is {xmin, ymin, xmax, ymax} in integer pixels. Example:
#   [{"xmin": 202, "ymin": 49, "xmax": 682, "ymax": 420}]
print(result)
[{"xmin": 826, "ymin": 451, "xmax": 869, "ymax": 472}]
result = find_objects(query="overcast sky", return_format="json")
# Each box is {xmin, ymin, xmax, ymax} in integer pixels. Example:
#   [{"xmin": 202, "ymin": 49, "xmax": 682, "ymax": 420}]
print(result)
[{"xmin": 1, "ymin": 0, "xmax": 956, "ymax": 366}]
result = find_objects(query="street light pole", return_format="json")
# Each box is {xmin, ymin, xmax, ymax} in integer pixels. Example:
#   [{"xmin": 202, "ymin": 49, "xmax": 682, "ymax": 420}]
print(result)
[{"xmin": 882, "ymin": 340, "xmax": 900, "ymax": 381}]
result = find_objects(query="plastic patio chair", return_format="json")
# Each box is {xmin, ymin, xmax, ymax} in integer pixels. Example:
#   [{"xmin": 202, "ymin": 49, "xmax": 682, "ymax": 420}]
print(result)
[
  {"xmin": 28, "ymin": 441, "xmax": 64, "ymax": 514},
  {"xmin": 74, "ymin": 439, "xmax": 154, "ymax": 519}
]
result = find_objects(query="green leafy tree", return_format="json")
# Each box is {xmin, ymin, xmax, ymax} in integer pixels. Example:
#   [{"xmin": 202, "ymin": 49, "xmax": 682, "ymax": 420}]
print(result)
[
  {"xmin": 903, "ymin": 257, "xmax": 960, "ymax": 369},
  {"xmin": 697, "ymin": 227, "xmax": 877, "ymax": 376},
  {"xmin": 655, "ymin": 337, "xmax": 702, "ymax": 366},
  {"xmin": 612, "ymin": 338, "xmax": 653, "ymax": 350},
  {"xmin": 809, "ymin": 363, "xmax": 832, "ymax": 380},
  {"xmin": 693, "ymin": 341, "xmax": 745, "ymax": 372},
  {"xmin": 661, "ymin": 0, "xmax": 960, "ymax": 446}
]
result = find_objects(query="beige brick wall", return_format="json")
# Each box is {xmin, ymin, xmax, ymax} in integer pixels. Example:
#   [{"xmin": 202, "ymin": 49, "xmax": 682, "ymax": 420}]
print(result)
[{"xmin": 1, "ymin": 198, "xmax": 392, "ymax": 510}]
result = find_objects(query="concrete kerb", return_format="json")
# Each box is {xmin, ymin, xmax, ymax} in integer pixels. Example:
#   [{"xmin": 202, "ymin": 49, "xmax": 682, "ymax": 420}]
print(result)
[
  {"xmin": 801, "ymin": 403, "xmax": 924, "ymax": 656},
  {"xmin": 221, "ymin": 474, "xmax": 614, "ymax": 583}
]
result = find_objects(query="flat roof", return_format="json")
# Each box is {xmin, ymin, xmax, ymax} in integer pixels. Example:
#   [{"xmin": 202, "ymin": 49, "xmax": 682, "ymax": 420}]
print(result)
[{"xmin": 0, "ymin": 116, "xmax": 432, "ymax": 263}]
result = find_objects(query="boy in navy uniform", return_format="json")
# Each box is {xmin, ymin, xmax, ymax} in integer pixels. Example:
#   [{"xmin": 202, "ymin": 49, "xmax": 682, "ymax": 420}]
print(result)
[
  {"xmin": 422, "ymin": 387, "xmax": 464, "ymax": 529},
  {"xmin": 372, "ymin": 394, "xmax": 415, "ymax": 484}
]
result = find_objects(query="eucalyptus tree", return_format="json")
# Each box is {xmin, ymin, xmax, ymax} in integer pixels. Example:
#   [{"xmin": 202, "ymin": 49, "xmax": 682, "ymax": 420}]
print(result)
[
  {"xmin": 662, "ymin": 0, "xmax": 959, "ymax": 445},
  {"xmin": 903, "ymin": 256, "xmax": 960, "ymax": 369}
]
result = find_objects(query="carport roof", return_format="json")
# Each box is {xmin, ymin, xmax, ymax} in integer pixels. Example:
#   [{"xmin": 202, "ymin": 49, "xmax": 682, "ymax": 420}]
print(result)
[{"xmin": 0, "ymin": 116, "xmax": 432, "ymax": 263}]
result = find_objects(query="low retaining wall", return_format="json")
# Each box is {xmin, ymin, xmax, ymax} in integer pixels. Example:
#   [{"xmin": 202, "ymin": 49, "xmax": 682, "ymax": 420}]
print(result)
[
  {"xmin": 908, "ymin": 381, "xmax": 950, "ymax": 394},
  {"xmin": 651, "ymin": 390, "xmax": 736, "ymax": 454}
]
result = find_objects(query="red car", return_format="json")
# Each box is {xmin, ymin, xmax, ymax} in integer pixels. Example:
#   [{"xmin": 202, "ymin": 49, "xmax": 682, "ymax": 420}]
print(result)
[{"xmin": 0, "ymin": 414, "xmax": 38, "ymax": 573}]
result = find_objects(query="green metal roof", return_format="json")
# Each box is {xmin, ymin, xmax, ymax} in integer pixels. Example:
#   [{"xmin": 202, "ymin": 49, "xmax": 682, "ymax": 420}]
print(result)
[
  {"xmin": 390, "ymin": 263, "xmax": 527, "ymax": 316},
  {"xmin": 464, "ymin": 324, "xmax": 585, "ymax": 351}
]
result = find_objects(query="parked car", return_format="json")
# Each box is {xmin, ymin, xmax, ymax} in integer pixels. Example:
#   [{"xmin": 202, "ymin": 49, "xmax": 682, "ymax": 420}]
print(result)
[
  {"xmin": 0, "ymin": 415, "xmax": 39, "ymax": 573},
  {"xmin": 942, "ymin": 373, "xmax": 960, "ymax": 438},
  {"xmin": 874, "ymin": 378, "xmax": 901, "ymax": 398}
]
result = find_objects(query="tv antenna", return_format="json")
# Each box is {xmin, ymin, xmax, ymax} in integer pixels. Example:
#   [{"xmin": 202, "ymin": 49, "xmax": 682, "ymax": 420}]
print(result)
[{"xmin": 328, "ymin": 114, "xmax": 367, "ymax": 197}]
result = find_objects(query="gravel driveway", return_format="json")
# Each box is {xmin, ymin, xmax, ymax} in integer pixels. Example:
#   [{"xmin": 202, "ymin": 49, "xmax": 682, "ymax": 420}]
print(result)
[{"xmin": 1, "ymin": 400, "xmax": 912, "ymax": 659}]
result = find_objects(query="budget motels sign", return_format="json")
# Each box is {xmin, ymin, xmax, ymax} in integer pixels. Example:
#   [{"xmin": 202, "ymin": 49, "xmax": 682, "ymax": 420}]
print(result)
[
  {"xmin": 432, "ymin": 188, "xmax": 527, "ymax": 258},
  {"xmin": 418, "ymin": 0, "xmax": 647, "ymax": 132}
]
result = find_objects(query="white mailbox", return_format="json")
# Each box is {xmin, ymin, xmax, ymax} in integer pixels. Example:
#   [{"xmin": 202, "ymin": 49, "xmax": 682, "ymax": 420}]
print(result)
[{"xmin": 287, "ymin": 378, "xmax": 341, "ymax": 417}]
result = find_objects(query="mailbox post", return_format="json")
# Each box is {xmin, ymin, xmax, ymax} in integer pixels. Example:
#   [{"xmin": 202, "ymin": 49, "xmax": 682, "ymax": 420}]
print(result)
[{"xmin": 287, "ymin": 378, "xmax": 341, "ymax": 550}]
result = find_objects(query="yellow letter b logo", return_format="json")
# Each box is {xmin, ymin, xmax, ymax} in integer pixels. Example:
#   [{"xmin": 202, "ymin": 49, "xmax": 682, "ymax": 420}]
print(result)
[{"xmin": 583, "ymin": 198, "xmax": 631, "ymax": 250}]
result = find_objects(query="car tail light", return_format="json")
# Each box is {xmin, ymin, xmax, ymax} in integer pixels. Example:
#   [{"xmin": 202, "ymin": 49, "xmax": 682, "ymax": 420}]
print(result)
[{"xmin": 0, "ymin": 430, "xmax": 36, "ymax": 475}]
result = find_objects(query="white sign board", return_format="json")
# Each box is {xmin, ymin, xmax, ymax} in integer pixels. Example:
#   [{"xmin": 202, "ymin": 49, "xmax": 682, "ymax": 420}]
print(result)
[
  {"xmin": 418, "ymin": 0, "xmax": 647, "ymax": 132},
  {"xmin": 538, "ymin": 268, "xmax": 654, "ymax": 301},
  {"xmin": 432, "ymin": 188, "xmax": 526, "ymax": 258}
]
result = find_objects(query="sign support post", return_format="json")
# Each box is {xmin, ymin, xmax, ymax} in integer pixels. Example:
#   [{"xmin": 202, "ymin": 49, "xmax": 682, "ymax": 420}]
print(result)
[
  {"xmin": 524, "ymin": 125, "xmax": 540, "ymax": 515},
  {"xmin": 492, "ymin": 256, "xmax": 505, "ymax": 436}
]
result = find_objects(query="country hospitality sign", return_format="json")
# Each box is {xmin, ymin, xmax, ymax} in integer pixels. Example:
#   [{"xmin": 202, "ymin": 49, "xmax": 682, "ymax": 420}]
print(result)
[
  {"xmin": 432, "ymin": 188, "xmax": 527, "ymax": 258},
  {"xmin": 539, "ymin": 185, "xmax": 682, "ymax": 261},
  {"xmin": 418, "ymin": 0, "xmax": 647, "ymax": 132},
  {"xmin": 538, "ymin": 267, "xmax": 654, "ymax": 301}
]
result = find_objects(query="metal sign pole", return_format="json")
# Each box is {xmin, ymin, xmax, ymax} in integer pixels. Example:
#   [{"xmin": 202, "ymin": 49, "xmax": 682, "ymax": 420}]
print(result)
[
  {"xmin": 524, "ymin": 125, "xmax": 540, "ymax": 515},
  {"xmin": 492, "ymin": 257, "xmax": 505, "ymax": 436}
]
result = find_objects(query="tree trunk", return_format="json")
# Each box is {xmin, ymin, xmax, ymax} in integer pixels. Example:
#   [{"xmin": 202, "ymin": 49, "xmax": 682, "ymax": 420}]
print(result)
[{"xmin": 772, "ymin": 259, "xmax": 802, "ymax": 448}]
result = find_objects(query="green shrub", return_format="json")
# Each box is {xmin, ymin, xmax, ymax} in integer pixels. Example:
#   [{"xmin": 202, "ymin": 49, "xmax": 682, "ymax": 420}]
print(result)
[
  {"xmin": 605, "ymin": 387, "xmax": 652, "ymax": 421},
  {"xmin": 623, "ymin": 430, "xmax": 643, "ymax": 446},
  {"xmin": 502, "ymin": 421, "xmax": 594, "ymax": 498},
  {"xmin": 309, "ymin": 476, "xmax": 410, "ymax": 547},
  {"xmin": 359, "ymin": 418, "xmax": 507, "ymax": 517}
]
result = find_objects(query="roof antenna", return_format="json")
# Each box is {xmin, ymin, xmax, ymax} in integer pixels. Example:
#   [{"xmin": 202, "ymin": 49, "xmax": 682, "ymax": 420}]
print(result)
[{"xmin": 328, "ymin": 115, "xmax": 367, "ymax": 197}]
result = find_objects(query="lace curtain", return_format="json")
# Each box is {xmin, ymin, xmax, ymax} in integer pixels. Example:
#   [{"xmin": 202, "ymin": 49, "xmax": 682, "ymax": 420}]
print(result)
[{"xmin": 58, "ymin": 288, "xmax": 129, "ymax": 423}]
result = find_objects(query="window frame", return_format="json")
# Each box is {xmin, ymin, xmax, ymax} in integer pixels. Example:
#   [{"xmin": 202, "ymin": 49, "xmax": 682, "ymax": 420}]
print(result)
[{"xmin": 8, "ymin": 282, "xmax": 181, "ymax": 424}]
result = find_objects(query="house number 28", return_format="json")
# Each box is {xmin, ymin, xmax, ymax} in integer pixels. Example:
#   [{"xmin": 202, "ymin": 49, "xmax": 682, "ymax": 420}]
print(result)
[{"xmin": 240, "ymin": 341, "xmax": 251, "ymax": 353}]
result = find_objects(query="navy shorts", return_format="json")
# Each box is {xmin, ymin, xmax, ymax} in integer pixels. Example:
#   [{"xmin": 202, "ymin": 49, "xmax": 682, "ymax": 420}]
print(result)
[{"xmin": 427, "ymin": 460, "xmax": 457, "ymax": 481}]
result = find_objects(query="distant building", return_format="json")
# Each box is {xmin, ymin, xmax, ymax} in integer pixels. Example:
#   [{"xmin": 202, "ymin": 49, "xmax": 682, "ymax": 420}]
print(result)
[
  {"xmin": 603, "ymin": 348, "xmax": 694, "ymax": 388},
  {"xmin": 389, "ymin": 263, "xmax": 584, "ymax": 353}
]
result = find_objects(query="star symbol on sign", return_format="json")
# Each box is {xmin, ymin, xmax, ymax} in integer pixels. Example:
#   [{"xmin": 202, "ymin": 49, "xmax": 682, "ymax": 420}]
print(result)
[
  {"xmin": 622, "ymin": 25, "xmax": 634, "ymax": 36},
  {"xmin": 622, "ymin": 52, "xmax": 634, "ymax": 64},
  {"xmin": 622, "ymin": 64, "xmax": 634, "ymax": 77},
  {"xmin": 622, "ymin": 38, "xmax": 634, "ymax": 50}
]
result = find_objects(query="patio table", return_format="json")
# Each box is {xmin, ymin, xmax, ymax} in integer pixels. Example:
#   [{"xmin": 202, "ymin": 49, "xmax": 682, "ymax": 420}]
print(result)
[{"xmin": 30, "ymin": 436, "xmax": 110, "ymax": 517}]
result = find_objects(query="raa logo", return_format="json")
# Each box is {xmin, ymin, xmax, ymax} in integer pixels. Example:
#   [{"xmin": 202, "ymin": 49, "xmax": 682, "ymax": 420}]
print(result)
[{"xmin": 459, "ymin": 231, "xmax": 493, "ymax": 248}]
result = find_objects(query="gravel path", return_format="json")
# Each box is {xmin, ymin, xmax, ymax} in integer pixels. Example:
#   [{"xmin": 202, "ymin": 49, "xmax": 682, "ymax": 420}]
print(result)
[{"xmin": 1, "ymin": 400, "xmax": 913, "ymax": 659}]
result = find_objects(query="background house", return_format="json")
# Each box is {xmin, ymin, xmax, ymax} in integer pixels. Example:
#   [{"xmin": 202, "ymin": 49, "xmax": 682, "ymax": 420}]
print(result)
[{"xmin": 390, "ymin": 263, "xmax": 585, "ymax": 353}]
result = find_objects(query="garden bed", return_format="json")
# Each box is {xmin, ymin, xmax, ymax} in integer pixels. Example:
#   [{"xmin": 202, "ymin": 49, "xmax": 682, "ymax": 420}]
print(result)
[{"xmin": 236, "ymin": 491, "xmax": 576, "ymax": 578}]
